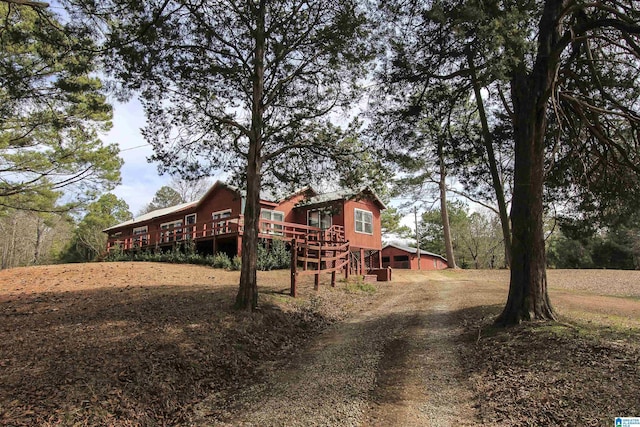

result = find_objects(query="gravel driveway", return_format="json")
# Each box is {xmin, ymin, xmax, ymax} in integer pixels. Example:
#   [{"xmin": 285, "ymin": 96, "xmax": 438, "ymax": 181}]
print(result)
[{"xmin": 198, "ymin": 274, "xmax": 481, "ymax": 426}]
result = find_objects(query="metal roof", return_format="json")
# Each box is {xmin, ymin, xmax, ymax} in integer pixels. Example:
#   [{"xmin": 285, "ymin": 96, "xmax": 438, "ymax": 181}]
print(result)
[
  {"xmin": 103, "ymin": 200, "xmax": 197, "ymax": 232},
  {"xmin": 296, "ymin": 187, "xmax": 387, "ymax": 209},
  {"xmin": 382, "ymin": 243, "xmax": 447, "ymax": 261}
]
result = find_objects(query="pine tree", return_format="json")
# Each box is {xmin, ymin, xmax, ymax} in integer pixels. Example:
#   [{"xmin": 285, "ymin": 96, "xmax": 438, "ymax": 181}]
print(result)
[
  {"xmin": 65, "ymin": 0, "xmax": 373, "ymax": 309},
  {"xmin": 0, "ymin": 2, "xmax": 122, "ymax": 211}
]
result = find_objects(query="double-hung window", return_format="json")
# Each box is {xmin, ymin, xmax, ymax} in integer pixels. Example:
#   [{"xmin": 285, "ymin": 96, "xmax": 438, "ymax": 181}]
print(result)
[
  {"xmin": 212, "ymin": 209, "xmax": 232, "ymax": 234},
  {"xmin": 132, "ymin": 226, "xmax": 148, "ymax": 246},
  {"xmin": 184, "ymin": 214, "xmax": 197, "ymax": 239},
  {"xmin": 261, "ymin": 209, "xmax": 285, "ymax": 235},
  {"xmin": 354, "ymin": 208, "xmax": 373, "ymax": 235},
  {"xmin": 161, "ymin": 220, "xmax": 183, "ymax": 242}
]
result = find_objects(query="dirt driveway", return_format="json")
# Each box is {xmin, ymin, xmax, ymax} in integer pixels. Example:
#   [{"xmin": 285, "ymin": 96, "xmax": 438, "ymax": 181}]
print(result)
[
  {"xmin": 2, "ymin": 264, "xmax": 639, "ymax": 425},
  {"xmin": 198, "ymin": 272, "xmax": 486, "ymax": 427},
  {"xmin": 196, "ymin": 269, "xmax": 640, "ymax": 426}
]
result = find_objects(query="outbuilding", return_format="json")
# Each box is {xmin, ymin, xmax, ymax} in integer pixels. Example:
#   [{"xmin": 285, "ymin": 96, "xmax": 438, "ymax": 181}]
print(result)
[{"xmin": 381, "ymin": 243, "xmax": 448, "ymax": 270}]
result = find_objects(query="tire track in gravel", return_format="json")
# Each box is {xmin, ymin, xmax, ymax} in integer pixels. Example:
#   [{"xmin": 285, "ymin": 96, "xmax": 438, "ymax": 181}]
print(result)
[
  {"xmin": 197, "ymin": 278, "xmax": 480, "ymax": 426},
  {"xmin": 364, "ymin": 280, "xmax": 479, "ymax": 426}
]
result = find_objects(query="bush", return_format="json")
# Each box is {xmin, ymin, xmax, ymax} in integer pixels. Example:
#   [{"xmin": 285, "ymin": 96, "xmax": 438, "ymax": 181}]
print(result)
[
  {"xmin": 212, "ymin": 252, "xmax": 232, "ymax": 269},
  {"xmin": 104, "ymin": 246, "xmax": 127, "ymax": 262},
  {"xmin": 257, "ymin": 240, "xmax": 290, "ymax": 271},
  {"xmin": 231, "ymin": 256, "xmax": 242, "ymax": 271},
  {"xmin": 104, "ymin": 239, "xmax": 293, "ymax": 271}
]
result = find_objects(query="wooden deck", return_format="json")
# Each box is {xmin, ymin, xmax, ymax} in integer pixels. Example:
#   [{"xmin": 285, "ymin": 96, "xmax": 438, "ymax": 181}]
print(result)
[
  {"xmin": 106, "ymin": 214, "xmax": 345, "ymax": 252},
  {"xmin": 106, "ymin": 215, "xmax": 387, "ymax": 294}
]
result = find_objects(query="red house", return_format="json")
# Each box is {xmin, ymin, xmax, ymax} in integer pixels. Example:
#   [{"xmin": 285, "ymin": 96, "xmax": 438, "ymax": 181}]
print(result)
[
  {"xmin": 381, "ymin": 243, "xmax": 448, "ymax": 270},
  {"xmin": 104, "ymin": 181, "xmax": 386, "ymax": 274}
]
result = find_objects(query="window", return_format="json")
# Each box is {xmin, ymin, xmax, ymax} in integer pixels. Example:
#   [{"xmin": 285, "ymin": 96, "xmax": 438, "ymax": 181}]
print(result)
[
  {"xmin": 212, "ymin": 209, "xmax": 231, "ymax": 220},
  {"xmin": 133, "ymin": 226, "xmax": 147, "ymax": 235},
  {"xmin": 132, "ymin": 226, "xmax": 148, "ymax": 246},
  {"xmin": 261, "ymin": 209, "xmax": 284, "ymax": 235},
  {"xmin": 185, "ymin": 214, "xmax": 197, "ymax": 239},
  {"xmin": 212, "ymin": 210, "xmax": 232, "ymax": 234},
  {"xmin": 307, "ymin": 209, "xmax": 332, "ymax": 230},
  {"xmin": 354, "ymin": 208, "xmax": 373, "ymax": 234},
  {"xmin": 161, "ymin": 220, "xmax": 183, "ymax": 242},
  {"xmin": 393, "ymin": 255, "xmax": 409, "ymax": 262}
]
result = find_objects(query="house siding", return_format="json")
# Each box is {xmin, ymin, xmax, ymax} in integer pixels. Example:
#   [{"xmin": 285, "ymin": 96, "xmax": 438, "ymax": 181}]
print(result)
[
  {"xmin": 343, "ymin": 199, "xmax": 382, "ymax": 250},
  {"xmin": 106, "ymin": 182, "xmax": 386, "ymax": 259},
  {"xmin": 276, "ymin": 192, "xmax": 312, "ymax": 222},
  {"xmin": 198, "ymin": 186, "xmax": 243, "ymax": 219},
  {"xmin": 293, "ymin": 200, "xmax": 343, "ymax": 231}
]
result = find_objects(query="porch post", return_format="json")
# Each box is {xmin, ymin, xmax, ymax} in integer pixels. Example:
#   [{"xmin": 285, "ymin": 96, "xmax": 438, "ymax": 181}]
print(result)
[
  {"xmin": 345, "ymin": 245, "xmax": 350, "ymax": 279},
  {"xmin": 314, "ymin": 242, "xmax": 321, "ymax": 291}
]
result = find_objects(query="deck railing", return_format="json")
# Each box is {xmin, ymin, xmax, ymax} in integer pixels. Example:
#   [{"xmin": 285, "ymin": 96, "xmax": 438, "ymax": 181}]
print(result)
[{"xmin": 106, "ymin": 215, "xmax": 346, "ymax": 251}]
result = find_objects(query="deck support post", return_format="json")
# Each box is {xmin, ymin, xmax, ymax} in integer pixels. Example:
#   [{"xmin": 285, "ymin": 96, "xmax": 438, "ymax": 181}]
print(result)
[
  {"xmin": 290, "ymin": 238, "xmax": 297, "ymax": 297},
  {"xmin": 345, "ymin": 244, "xmax": 350, "ymax": 279},
  {"xmin": 331, "ymin": 246, "xmax": 336, "ymax": 287},
  {"xmin": 314, "ymin": 240, "xmax": 322, "ymax": 291}
]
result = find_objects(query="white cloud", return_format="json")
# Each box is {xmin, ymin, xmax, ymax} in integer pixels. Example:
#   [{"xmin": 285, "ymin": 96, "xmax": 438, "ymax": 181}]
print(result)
[{"xmin": 104, "ymin": 99, "xmax": 170, "ymax": 214}]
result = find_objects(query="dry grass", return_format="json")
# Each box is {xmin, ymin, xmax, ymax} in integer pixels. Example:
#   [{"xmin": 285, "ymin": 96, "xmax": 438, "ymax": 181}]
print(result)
[
  {"xmin": 0, "ymin": 262, "xmax": 375, "ymax": 426},
  {"xmin": 428, "ymin": 269, "xmax": 640, "ymax": 426},
  {"xmin": 1, "ymin": 264, "xmax": 640, "ymax": 426}
]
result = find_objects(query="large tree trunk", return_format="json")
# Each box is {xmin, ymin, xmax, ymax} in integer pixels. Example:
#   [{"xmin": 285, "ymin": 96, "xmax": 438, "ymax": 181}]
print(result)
[
  {"xmin": 235, "ymin": 2, "xmax": 265, "ymax": 311},
  {"xmin": 496, "ymin": 0, "xmax": 566, "ymax": 325},
  {"xmin": 438, "ymin": 138, "xmax": 457, "ymax": 268},
  {"xmin": 467, "ymin": 48, "xmax": 512, "ymax": 267},
  {"xmin": 236, "ymin": 152, "xmax": 262, "ymax": 310}
]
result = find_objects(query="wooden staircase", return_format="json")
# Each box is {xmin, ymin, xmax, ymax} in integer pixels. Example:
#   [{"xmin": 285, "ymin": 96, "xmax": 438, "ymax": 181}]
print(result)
[{"xmin": 289, "ymin": 226, "xmax": 350, "ymax": 297}]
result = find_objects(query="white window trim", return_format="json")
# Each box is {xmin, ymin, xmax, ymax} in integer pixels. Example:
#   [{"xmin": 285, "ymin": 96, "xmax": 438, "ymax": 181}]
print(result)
[
  {"xmin": 133, "ymin": 225, "xmax": 148, "ymax": 234},
  {"xmin": 212, "ymin": 209, "xmax": 232, "ymax": 219},
  {"xmin": 132, "ymin": 226, "xmax": 148, "ymax": 246},
  {"xmin": 160, "ymin": 219, "xmax": 183, "ymax": 229},
  {"xmin": 261, "ymin": 209, "xmax": 285, "ymax": 235},
  {"xmin": 261, "ymin": 209, "xmax": 285, "ymax": 221},
  {"xmin": 307, "ymin": 210, "xmax": 318, "ymax": 228},
  {"xmin": 354, "ymin": 208, "xmax": 373, "ymax": 235},
  {"xmin": 212, "ymin": 209, "xmax": 233, "ymax": 235},
  {"xmin": 160, "ymin": 219, "xmax": 183, "ymax": 241},
  {"xmin": 185, "ymin": 213, "xmax": 197, "ymax": 224}
]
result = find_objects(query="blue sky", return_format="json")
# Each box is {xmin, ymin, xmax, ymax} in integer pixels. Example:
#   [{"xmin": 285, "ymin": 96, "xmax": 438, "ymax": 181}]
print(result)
[{"xmin": 106, "ymin": 99, "xmax": 171, "ymax": 215}]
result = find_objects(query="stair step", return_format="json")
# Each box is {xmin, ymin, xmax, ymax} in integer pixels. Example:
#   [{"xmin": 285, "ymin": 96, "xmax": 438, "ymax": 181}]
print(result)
[{"xmin": 362, "ymin": 274, "xmax": 378, "ymax": 283}]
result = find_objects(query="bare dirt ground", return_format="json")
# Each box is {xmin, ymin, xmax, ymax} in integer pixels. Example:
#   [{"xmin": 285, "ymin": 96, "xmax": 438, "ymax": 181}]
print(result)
[{"xmin": 1, "ymin": 263, "xmax": 640, "ymax": 426}]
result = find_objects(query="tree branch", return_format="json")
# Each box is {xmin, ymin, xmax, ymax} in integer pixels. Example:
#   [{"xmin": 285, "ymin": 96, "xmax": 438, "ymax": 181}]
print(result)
[{"xmin": 1, "ymin": 0, "xmax": 49, "ymax": 8}]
